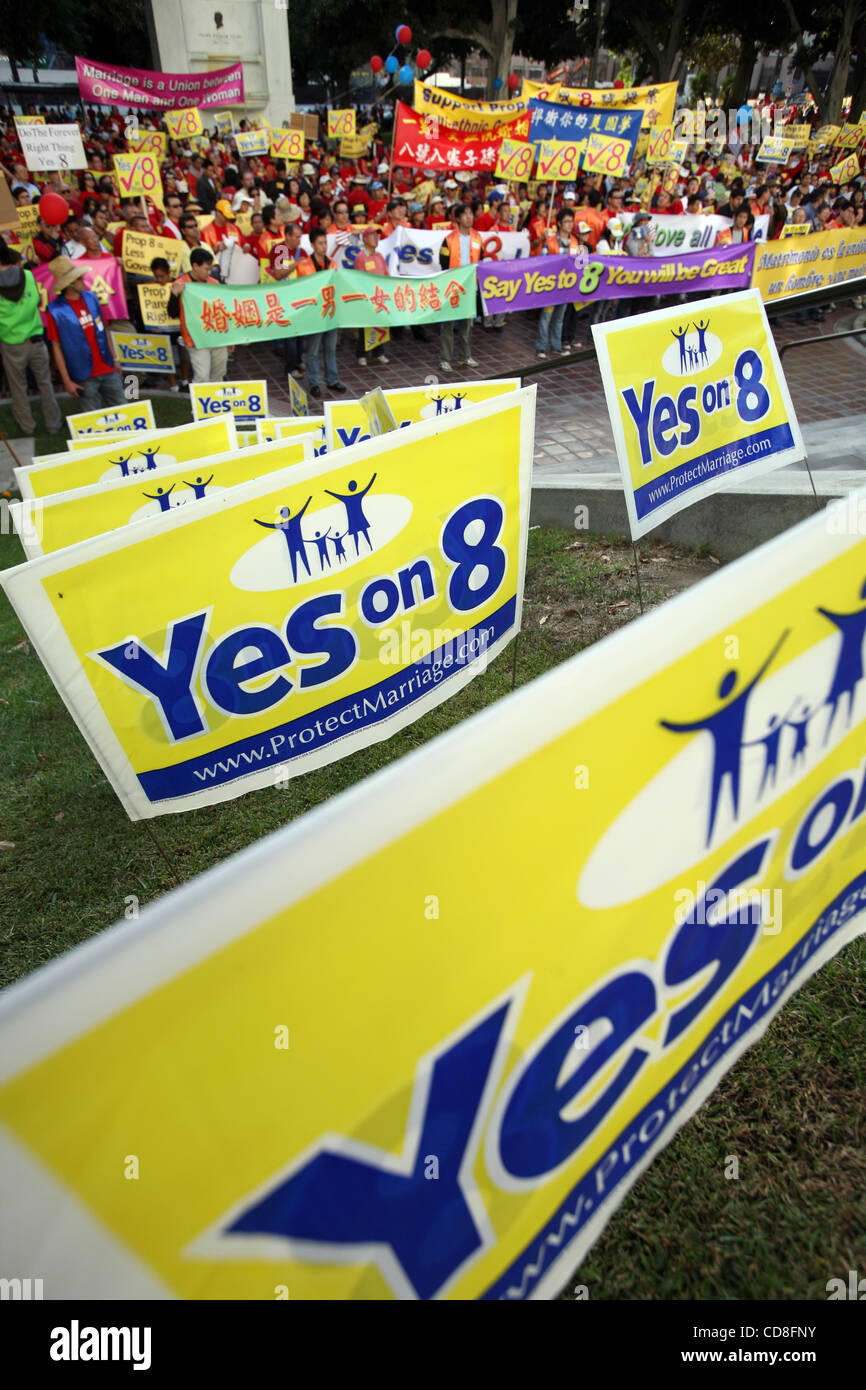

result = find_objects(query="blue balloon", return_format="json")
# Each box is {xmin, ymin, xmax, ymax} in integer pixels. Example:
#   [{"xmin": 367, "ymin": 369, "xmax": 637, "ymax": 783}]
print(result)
[
  {"xmin": 399, "ymin": 64, "xmax": 414, "ymax": 84},
  {"xmin": 493, "ymin": 77, "xmax": 503, "ymax": 90},
  {"xmin": 385, "ymin": 55, "xmax": 399, "ymax": 74}
]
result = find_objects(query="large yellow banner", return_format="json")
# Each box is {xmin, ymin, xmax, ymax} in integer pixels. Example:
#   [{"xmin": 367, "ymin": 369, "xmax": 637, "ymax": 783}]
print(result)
[
  {"xmin": 592, "ymin": 289, "xmax": 803, "ymax": 540},
  {"xmin": 12, "ymin": 436, "xmax": 311, "ymax": 558},
  {"xmin": 2, "ymin": 488, "xmax": 866, "ymax": 1297},
  {"xmin": 1, "ymin": 391, "xmax": 534, "ymax": 819},
  {"xmin": 18, "ymin": 417, "xmax": 238, "ymax": 500},
  {"xmin": 751, "ymin": 225, "xmax": 866, "ymax": 302},
  {"xmin": 525, "ymin": 79, "xmax": 677, "ymax": 128}
]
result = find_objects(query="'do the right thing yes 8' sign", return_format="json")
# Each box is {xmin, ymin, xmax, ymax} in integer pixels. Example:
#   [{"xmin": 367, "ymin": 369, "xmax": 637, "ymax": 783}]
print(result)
[{"xmin": 592, "ymin": 288, "xmax": 805, "ymax": 540}]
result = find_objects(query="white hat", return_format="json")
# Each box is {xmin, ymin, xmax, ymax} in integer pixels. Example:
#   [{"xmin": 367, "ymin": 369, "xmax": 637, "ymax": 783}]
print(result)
[
  {"xmin": 351, "ymin": 173, "xmax": 370, "ymax": 183},
  {"xmin": 443, "ymin": 178, "xmax": 458, "ymax": 188},
  {"xmin": 562, "ymin": 186, "xmax": 577, "ymax": 199},
  {"xmin": 455, "ymin": 171, "xmax": 473, "ymax": 183},
  {"xmin": 301, "ymin": 162, "xmax": 315, "ymax": 176},
  {"xmin": 377, "ymin": 161, "xmax": 389, "ymax": 173},
  {"xmin": 319, "ymin": 173, "xmax": 333, "ymax": 183}
]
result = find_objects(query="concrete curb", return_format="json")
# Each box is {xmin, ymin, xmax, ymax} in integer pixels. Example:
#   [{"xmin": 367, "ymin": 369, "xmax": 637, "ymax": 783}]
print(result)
[{"xmin": 529, "ymin": 469, "xmax": 860, "ymax": 560}]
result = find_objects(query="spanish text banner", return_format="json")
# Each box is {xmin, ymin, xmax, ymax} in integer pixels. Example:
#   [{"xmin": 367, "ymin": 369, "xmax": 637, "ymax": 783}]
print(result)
[
  {"xmin": 12, "ymin": 436, "xmax": 311, "ymax": 559},
  {"xmin": 74, "ymin": 56, "xmax": 244, "ymax": 110},
  {"xmin": 592, "ymin": 288, "xmax": 803, "ymax": 539},
  {"xmin": 17, "ymin": 417, "xmax": 238, "ymax": 501},
  {"xmin": 184, "ymin": 266, "xmax": 477, "ymax": 348},
  {"xmin": 751, "ymin": 226, "xmax": 866, "ymax": 302},
  {"xmin": 3, "ymin": 489, "xmax": 865, "ymax": 1298},
  {"xmin": 413, "ymin": 80, "xmax": 529, "ymax": 133},
  {"xmin": 325, "ymin": 378, "xmax": 521, "ymax": 449},
  {"xmin": 1, "ymin": 391, "xmax": 534, "ymax": 819},
  {"xmin": 478, "ymin": 244, "xmax": 756, "ymax": 316}
]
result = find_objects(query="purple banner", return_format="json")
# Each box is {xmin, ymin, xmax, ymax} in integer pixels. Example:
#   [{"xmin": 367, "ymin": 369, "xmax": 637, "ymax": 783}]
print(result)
[
  {"xmin": 75, "ymin": 57, "xmax": 244, "ymax": 110},
  {"xmin": 478, "ymin": 242, "xmax": 757, "ymax": 315}
]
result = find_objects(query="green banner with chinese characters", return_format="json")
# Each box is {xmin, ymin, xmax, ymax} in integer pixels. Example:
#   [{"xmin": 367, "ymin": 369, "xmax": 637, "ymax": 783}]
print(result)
[{"xmin": 184, "ymin": 266, "xmax": 476, "ymax": 347}]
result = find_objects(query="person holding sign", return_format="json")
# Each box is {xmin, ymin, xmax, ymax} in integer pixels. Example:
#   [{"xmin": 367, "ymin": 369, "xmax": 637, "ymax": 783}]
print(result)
[
  {"xmin": 168, "ymin": 247, "xmax": 226, "ymax": 384},
  {"xmin": 44, "ymin": 256, "xmax": 126, "ymax": 412},
  {"xmin": 0, "ymin": 243, "xmax": 63, "ymax": 435},
  {"xmin": 438, "ymin": 204, "xmax": 482, "ymax": 372}
]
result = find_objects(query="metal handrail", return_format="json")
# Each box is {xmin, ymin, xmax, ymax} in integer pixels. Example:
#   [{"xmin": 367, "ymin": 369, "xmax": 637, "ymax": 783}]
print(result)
[
  {"xmin": 779, "ymin": 326, "xmax": 866, "ymax": 357},
  {"xmin": 484, "ymin": 279, "xmax": 866, "ymax": 383}
]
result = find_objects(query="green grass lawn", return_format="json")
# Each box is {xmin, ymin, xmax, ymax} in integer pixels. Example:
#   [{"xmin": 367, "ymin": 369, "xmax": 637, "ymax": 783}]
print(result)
[
  {"xmin": 0, "ymin": 393, "xmax": 193, "ymax": 463},
  {"xmin": 0, "ymin": 524, "xmax": 863, "ymax": 1299}
]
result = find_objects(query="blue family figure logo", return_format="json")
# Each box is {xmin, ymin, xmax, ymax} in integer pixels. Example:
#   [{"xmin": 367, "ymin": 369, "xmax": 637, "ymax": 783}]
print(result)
[
  {"xmin": 817, "ymin": 577, "xmax": 866, "ymax": 739},
  {"xmin": 141, "ymin": 482, "xmax": 176, "ymax": 513},
  {"xmin": 137, "ymin": 445, "xmax": 162, "ymax": 471},
  {"xmin": 432, "ymin": 392, "xmax": 469, "ymax": 417},
  {"xmin": 234, "ymin": 474, "xmax": 411, "ymax": 593},
  {"xmin": 660, "ymin": 576, "xmax": 866, "ymax": 846},
  {"xmin": 665, "ymin": 317, "xmax": 721, "ymax": 378},
  {"xmin": 254, "ymin": 499, "xmax": 313, "ymax": 583},
  {"xmin": 660, "ymin": 631, "xmax": 788, "ymax": 844},
  {"xmin": 324, "ymin": 474, "xmax": 377, "ymax": 556},
  {"xmin": 183, "ymin": 474, "xmax": 214, "ymax": 500},
  {"xmin": 311, "ymin": 528, "xmax": 332, "ymax": 569},
  {"xmin": 110, "ymin": 452, "xmax": 135, "ymax": 478}
]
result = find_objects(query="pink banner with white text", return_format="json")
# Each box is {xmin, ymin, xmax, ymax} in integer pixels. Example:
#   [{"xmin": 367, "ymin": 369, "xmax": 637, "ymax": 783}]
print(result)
[
  {"xmin": 75, "ymin": 57, "xmax": 244, "ymax": 110},
  {"xmin": 33, "ymin": 257, "xmax": 128, "ymax": 325}
]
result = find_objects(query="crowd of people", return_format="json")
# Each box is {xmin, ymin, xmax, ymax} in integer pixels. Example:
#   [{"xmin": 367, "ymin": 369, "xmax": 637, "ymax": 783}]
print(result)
[{"xmin": 0, "ymin": 95, "xmax": 863, "ymax": 431}]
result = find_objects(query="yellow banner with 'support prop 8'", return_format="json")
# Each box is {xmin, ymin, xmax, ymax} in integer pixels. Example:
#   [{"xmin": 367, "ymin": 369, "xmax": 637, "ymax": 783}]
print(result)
[
  {"xmin": 67, "ymin": 399, "xmax": 156, "ymax": 439},
  {"xmin": 751, "ymin": 225, "xmax": 866, "ymax": 302},
  {"xmin": 189, "ymin": 380, "xmax": 269, "ymax": 429},
  {"xmin": 18, "ymin": 417, "xmax": 238, "ymax": 500},
  {"xmin": 592, "ymin": 289, "xmax": 804, "ymax": 541},
  {"xmin": 1, "ymin": 391, "xmax": 535, "ymax": 819},
  {"xmin": 3, "ymin": 494, "xmax": 866, "ymax": 1298},
  {"xmin": 11, "ymin": 436, "xmax": 312, "ymax": 559},
  {"xmin": 325, "ymin": 378, "xmax": 520, "ymax": 450}
]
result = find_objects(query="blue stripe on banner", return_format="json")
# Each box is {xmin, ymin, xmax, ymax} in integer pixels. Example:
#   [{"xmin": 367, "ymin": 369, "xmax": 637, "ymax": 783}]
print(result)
[
  {"xmin": 137, "ymin": 596, "xmax": 517, "ymax": 802},
  {"xmin": 481, "ymin": 866, "xmax": 866, "ymax": 1300},
  {"xmin": 633, "ymin": 423, "xmax": 795, "ymax": 520}
]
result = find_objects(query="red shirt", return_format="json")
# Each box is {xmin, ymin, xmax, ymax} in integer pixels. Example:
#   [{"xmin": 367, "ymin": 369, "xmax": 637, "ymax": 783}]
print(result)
[
  {"xmin": 474, "ymin": 210, "xmax": 500, "ymax": 232},
  {"xmin": 45, "ymin": 295, "xmax": 113, "ymax": 376},
  {"xmin": 354, "ymin": 250, "xmax": 388, "ymax": 275}
]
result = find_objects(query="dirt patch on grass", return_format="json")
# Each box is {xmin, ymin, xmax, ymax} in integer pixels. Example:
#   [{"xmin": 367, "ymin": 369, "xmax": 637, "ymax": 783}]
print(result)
[{"xmin": 523, "ymin": 530, "xmax": 721, "ymax": 651}]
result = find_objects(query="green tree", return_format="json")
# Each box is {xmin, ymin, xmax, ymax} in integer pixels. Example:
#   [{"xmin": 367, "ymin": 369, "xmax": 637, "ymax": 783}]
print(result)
[{"xmin": 783, "ymin": 0, "xmax": 866, "ymax": 123}]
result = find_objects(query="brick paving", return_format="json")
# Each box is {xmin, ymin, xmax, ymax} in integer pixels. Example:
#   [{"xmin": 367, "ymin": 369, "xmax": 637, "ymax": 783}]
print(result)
[{"xmin": 226, "ymin": 299, "xmax": 866, "ymax": 472}]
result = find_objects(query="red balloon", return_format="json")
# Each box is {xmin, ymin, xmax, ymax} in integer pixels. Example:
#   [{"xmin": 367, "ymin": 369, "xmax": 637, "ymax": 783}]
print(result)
[
  {"xmin": 506, "ymin": 73, "xmax": 520, "ymax": 91},
  {"xmin": 370, "ymin": 55, "xmax": 384, "ymax": 73},
  {"xmin": 416, "ymin": 49, "xmax": 432, "ymax": 70},
  {"xmin": 38, "ymin": 191, "xmax": 69, "ymax": 226},
  {"xmin": 613, "ymin": 78, "xmax": 624, "ymax": 89},
  {"xmin": 396, "ymin": 24, "xmax": 412, "ymax": 44}
]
